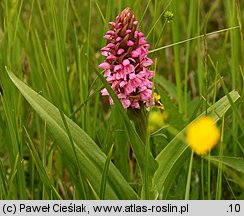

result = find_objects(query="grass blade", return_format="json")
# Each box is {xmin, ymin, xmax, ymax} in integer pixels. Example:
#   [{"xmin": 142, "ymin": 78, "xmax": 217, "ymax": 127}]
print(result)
[
  {"xmin": 209, "ymin": 156, "xmax": 244, "ymax": 174},
  {"xmin": 100, "ymin": 144, "xmax": 114, "ymax": 200},
  {"xmin": 24, "ymin": 127, "xmax": 62, "ymax": 200}
]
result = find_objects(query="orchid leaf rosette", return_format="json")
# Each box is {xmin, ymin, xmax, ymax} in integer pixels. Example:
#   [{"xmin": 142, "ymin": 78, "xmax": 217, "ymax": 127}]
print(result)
[{"xmin": 99, "ymin": 8, "xmax": 154, "ymax": 141}]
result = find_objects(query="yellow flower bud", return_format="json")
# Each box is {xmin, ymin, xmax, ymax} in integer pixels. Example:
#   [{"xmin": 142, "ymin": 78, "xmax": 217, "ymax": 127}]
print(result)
[{"xmin": 148, "ymin": 110, "xmax": 168, "ymax": 132}]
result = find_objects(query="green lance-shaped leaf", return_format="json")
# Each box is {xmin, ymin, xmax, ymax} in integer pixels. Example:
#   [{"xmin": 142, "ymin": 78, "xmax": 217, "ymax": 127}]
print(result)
[
  {"xmin": 209, "ymin": 156, "xmax": 244, "ymax": 188},
  {"xmin": 209, "ymin": 156, "xmax": 244, "ymax": 174},
  {"xmin": 7, "ymin": 70, "xmax": 138, "ymax": 200}
]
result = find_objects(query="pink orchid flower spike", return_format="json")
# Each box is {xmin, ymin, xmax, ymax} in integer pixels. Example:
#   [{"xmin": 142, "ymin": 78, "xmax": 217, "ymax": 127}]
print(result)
[{"xmin": 99, "ymin": 8, "xmax": 154, "ymax": 109}]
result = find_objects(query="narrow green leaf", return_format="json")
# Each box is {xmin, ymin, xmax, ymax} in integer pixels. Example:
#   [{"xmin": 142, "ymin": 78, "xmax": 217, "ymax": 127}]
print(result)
[
  {"xmin": 153, "ymin": 90, "xmax": 241, "ymax": 198},
  {"xmin": 7, "ymin": 70, "xmax": 138, "ymax": 200},
  {"xmin": 100, "ymin": 144, "xmax": 114, "ymax": 200},
  {"xmin": 24, "ymin": 127, "xmax": 62, "ymax": 200},
  {"xmin": 209, "ymin": 156, "xmax": 244, "ymax": 174},
  {"xmin": 0, "ymin": 160, "xmax": 7, "ymax": 198}
]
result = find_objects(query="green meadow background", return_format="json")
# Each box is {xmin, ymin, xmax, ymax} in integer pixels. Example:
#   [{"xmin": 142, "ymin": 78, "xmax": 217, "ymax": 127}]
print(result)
[{"xmin": 0, "ymin": 0, "xmax": 243, "ymax": 200}]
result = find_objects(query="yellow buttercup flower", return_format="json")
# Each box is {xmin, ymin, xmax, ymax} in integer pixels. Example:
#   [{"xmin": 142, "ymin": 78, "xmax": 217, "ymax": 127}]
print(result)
[{"xmin": 186, "ymin": 116, "xmax": 220, "ymax": 155}]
